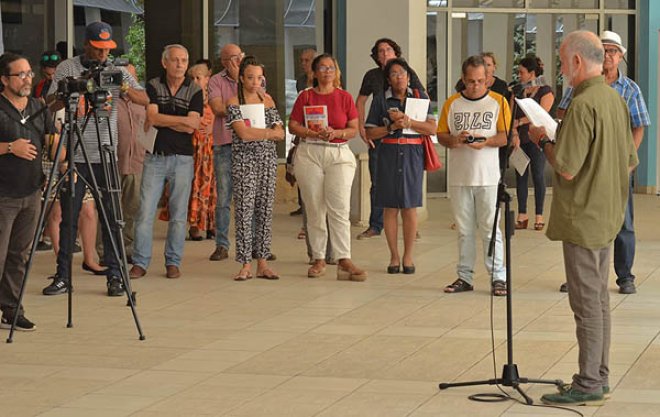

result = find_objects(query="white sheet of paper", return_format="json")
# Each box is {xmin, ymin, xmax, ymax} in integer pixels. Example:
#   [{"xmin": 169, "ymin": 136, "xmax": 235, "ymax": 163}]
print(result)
[
  {"xmin": 515, "ymin": 98, "xmax": 557, "ymax": 141},
  {"xmin": 403, "ymin": 98, "xmax": 430, "ymax": 135},
  {"xmin": 136, "ymin": 126, "xmax": 158, "ymax": 154},
  {"xmin": 240, "ymin": 104, "xmax": 266, "ymax": 129},
  {"xmin": 509, "ymin": 146, "xmax": 531, "ymax": 176}
]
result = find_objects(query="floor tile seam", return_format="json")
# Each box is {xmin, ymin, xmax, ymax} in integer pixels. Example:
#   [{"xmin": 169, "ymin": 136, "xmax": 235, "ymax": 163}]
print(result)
[
  {"xmin": 611, "ymin": 327, "xmax": 660, "ymax": 393},
  {"xmin": 307, "ymin": 379, "xmax": 378, "ymax": 417},
  {"xmin": 512, "ymin": 295, "xmax": 568, "ymax": 336}
]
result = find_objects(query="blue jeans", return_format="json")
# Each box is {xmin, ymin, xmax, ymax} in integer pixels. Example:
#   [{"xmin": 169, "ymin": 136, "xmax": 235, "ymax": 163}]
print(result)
[
  {"xmin": 449, "ymin": 185, "xmax": 506, "ymax": 284},
  {"xmin": 213, "ymin": 145, "xmax": 232, "ymax": 250},
  {"xmin": 57, "ymin": 163, "xmax": 120, "ymax": 280},
  {"xmin": 132, "ymin": 154, "xmax": 194, "ymax": 268},
  {"xmin": 368, "ymin": 142, "xmax": 383, "ymax": 233},
  {"xmin": 614, "ymin": 175, "xmax": 635, "ymax": 284},
  {"xmin": 515, "ymin": 141, "xmax": 546, "ymax": 215}
]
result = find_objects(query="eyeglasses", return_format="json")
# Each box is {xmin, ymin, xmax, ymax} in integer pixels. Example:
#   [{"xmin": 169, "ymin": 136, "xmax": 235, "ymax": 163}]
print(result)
[
  {"xmin": 604, "ymin": 47, "xmax": 620, "ymax": 56},
  {"xmin": 41, "ymin": 54, "xmax": 60, "ymax": 63},
  {"xmin": 7, "ymin": 71, "xmax": 35, "ymax": 80},
  {"xmin": 223, "ymin": 52, "xmax": 245, "ymax": 63},
  {"xmin": 317, "ymin": 65, "xmax": 336, "ymax": 73},
  {"xmin": 389, "ymin": 70, "xmax": 408, "ymax": 78}
]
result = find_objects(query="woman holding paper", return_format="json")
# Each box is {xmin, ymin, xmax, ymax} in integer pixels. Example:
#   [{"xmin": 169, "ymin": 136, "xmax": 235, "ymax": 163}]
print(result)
[
  {"xmin": 364, "ymin": 58, "xmax": 436, "ymax": 274},
  {"xmin": 225, "ymin": 56, "xmax": 285, "ymax": 281},
  {"xmin": 288, "ymin": 53, "xmax": 366, "ymax": 282},
  {"xmin": 512, "ymin": 55, "xmax": 554, "ymax": 231}
]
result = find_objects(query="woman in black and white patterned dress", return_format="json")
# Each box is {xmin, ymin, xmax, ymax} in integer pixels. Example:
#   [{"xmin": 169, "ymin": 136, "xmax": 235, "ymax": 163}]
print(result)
[{"xmin": 226, "ymin": 56, "xmax": 285, "ymax": 281}]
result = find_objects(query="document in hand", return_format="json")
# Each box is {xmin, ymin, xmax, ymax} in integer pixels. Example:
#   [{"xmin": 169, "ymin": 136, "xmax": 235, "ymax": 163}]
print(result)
[
  {"xmin": 136, "ymin": 126, "xmax": 158, "ymax": 153},
  {"xmin": 515, "ymin": 98, "xmax": 557, "ymax": 141},
  {"xmin": 403, "ymin": 98, "xmax": 430, "ymax": 135},
  {"xmin": 303, "ymin": 105, "xmax": 328, "ymax": 132},
  {"xmin": 240, "ymin": 103, "xmax": 266, "ymax": 129}
]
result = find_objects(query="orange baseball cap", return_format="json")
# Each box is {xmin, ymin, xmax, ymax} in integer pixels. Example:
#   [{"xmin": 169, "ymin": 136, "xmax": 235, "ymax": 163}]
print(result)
[{"xmin": 85, "ymin": 21, "xmax": 117, "ymax": 50}]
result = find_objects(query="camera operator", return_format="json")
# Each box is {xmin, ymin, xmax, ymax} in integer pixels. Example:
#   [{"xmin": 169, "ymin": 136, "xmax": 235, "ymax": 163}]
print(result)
[
  {"xmin": 42, "ymin": 21, "xmax": 148, "ymax": 297},
  {"xmin": 0, "ymin": 53, "xmax": 58, "ymax": 331}
]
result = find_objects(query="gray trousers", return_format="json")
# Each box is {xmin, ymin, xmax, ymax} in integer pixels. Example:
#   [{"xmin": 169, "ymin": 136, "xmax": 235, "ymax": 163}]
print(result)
[
  {"xmin": 0, "ymin": 191, "xmax": 40, "ymax": 316},
  {"xmin": 563, "ymin": 241, "xmax": 611, "ymax": 393}
]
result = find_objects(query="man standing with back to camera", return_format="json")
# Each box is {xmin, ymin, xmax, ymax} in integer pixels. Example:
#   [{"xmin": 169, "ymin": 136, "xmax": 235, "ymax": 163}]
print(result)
[
  {"xmin": 530, "ymin": 31, "xmax": 637, "ymax": 406},
  {"xmin": 0, "ymin": 53, "xmax": 57, "ymax": 331},
  {"xmin": 556, "ymin": 30, "xmax": 650, "ymax": 295},
  {"xmin": 42, "ymin": 21, "xmax": 148, "ymax": 297}
]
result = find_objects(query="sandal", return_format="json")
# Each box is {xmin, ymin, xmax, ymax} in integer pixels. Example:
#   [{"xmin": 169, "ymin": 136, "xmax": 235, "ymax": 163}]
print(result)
[
  {"xmin": 515, "ymin": 219, "xmax": 528, "ymax": 230},
  {"xmin": 534, "ymin": 222, "xmax": 545, "ymax": 231},
  {"xmin": 297, "ymin": 229, "xmax": 306, "ymax": 240},
  {"xmin": 444, "ymin": 279, "xmax": 474, "ymax": 293},
  {"xmin": 492, "ymin": 280, "xmax": 507, "ymax": 297},
  {"xmin": 257, "ymin": 269, "xmax": 280, "ymax": 280},
  {"xmin": 233, "ymin": 271, "xmax": 253, "ymax": 281}
]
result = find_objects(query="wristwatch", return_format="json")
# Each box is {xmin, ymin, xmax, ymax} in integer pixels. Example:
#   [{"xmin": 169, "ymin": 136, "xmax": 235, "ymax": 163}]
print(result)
[{"xmin": 539, "ymin": 137, "xmax": 554, "ymax": 150}]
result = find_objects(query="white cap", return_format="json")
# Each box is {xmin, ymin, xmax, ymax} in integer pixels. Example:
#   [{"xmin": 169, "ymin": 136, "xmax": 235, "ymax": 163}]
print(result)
[{"xmin": 600, "ymin": 30, "xmax": 627, "ymax": 55}]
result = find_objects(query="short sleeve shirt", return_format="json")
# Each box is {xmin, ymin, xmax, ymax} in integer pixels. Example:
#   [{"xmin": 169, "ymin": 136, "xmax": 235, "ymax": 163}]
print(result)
[
  {"xmin": 0, "ymin": 96, "xmax": 55, "ymax": 197},
  {"xmin": 558, "ymin": 72, "xmax": 650, "ymax": 129},
  {"xmin": 547, "ymin": 76, "xmax": 638, "ymax": 249},
  {"xmin": 290, "ymin": 88, "xmax": 358, "ymax": 142},
  {"xmin": 365, "ymin": 87, "xmax": 433, "ymax": 138},
  {"xmin": 207, "ymin": 69, "xmax": 238, "ymax": 146},
  {"xmin": 437, "ymin": 90, "xmax": 511, "ymax": 186},
  {"xmin": 146, "ymin": 75, "xmax": 203, "ymax": 155}
]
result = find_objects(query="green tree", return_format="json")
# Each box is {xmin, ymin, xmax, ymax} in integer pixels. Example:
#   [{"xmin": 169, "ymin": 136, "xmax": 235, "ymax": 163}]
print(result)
[{"xmin": 124, "ymin": 13, "xmax": 145, "ymax": 82}]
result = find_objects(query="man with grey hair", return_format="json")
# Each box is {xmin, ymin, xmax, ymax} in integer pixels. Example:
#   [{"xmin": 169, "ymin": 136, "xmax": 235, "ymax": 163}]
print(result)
[
  {"xmin": 530, "ymin": 30, "xmax": 638, "ymax": 406},
  {"xmin": 129, "ymin": 44, "xmax": 203, "ymax": 279}
]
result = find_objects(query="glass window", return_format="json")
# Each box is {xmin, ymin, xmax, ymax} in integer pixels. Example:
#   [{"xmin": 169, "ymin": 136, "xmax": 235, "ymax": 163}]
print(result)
[
  {"xmin": 605, "ymin": 0, "xmax": 636, "ymax": 9},
  {"xmin": 605, "ymin": 13, "xmax": 634, "ymax": 78},
  {"xmin": 529, "ymin": 0, "xmax": 597, "ymax": 7},
  {"xmin": 1, "ymin": 0, "xmax": 57, "ymax": 62},
  {"xmin": 453, "ymin": 0, "xmax": 524, "ymax": 7}
]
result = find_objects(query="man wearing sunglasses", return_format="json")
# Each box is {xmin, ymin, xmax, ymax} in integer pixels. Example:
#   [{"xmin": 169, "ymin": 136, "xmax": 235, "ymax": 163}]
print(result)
[
  {"xmin": 41, "ymin": 21, "xmax": 148, "ymax": 298},
  {"xmin": 556, "ymin": 30, "xmax": 650, "ymax": 295},
  {"xmin": 32, "ymin": 51, "xmax": 61, "ymax": 99},
  {"xmin": 0, "ymin": 53, "xmax": 58, "ymax": 331}
]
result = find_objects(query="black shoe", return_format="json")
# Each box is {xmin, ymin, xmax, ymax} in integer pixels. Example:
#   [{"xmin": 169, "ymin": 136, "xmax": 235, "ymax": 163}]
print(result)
[
  {"xmin": 402, "ymin": 265, "xmax": 416, "ymax": 274},
  {"xmin": 559, "ymin": 282, "xmax": 568, "ymax": 293},
  {"xmin": 387, "ymin": 265, "xmax": 400, "ymax": 274},
  {"xmin": 618, "ymin": 279, "xmax": 637, "ymax": 294},
  {"xmin": 0, "ymin": 314, "xmax": 36, "ymax": 331},
  {"xmin": 42, "ymin": 276, "xmax": 70, "ymax": 295},
  {"xmin": 73, "ymin": 241, "xmax": 82, "ymax": 253},
  {"xmin": 107, "ymin": 277, "xmax": 125, "ymax": 297},
  {"xmin": 290, "ymin": 207, "xmax": 303, "ymax": 216},
  {"xmin": 36, "ymin": 240, "xmax": 52, "ymax": 252},
  {"xmin": 82, "ymin": 262, "xmax": 108, "ymax": 276}
]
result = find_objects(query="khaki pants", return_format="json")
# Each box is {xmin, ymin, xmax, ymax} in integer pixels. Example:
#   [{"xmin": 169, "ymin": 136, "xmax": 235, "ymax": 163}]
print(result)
[
  {"xmin": 294, "ymin": 142, "xmax": 356, "ymax": 260},
  {"xmin": 563, "ymin": 241, "xmax": 611, "ymax": 393}
]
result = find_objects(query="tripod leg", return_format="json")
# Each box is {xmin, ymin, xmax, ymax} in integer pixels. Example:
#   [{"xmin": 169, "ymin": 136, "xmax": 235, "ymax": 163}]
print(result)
[{"xmin": 512, "ymin": 384, "xmax": 534, "ymax": 405}]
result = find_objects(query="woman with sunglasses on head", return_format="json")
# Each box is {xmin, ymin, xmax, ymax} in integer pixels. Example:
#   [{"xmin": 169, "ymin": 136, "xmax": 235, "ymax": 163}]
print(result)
[
  {"xmin": 225, "ymin": 56, "xmax": 284, "ymax": 281},
  {"xmin": 289, "ymin": 53, "xmax": 366, "ymax": 282},
  {"xmin": 365, "ymin": 58, "xmax": 436, "ymax": 274}
]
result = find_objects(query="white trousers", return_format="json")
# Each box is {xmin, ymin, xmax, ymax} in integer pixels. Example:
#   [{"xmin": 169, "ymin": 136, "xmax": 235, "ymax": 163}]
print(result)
[{"xmin": 294, "ymin": 142, "xmax": 356, "ymax": 260}]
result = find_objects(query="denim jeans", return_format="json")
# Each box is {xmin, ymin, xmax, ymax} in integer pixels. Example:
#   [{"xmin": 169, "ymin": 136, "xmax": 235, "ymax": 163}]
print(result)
[
  {"xmin": 368, "ymin": 141, "xmax": 383, "ymax": 233},
  {"xmin": 614, "ymin": 175, "xmax": 635, "ymax": 284},
  {"xmin": 213, "ymin": 145, "xmax": 232, "ymax": 250},
  {"xmin": 515, "ymin": 141, "xmax": 546, "ymax": 215},
  {"xmin": 57, "ymin": 163, "xmax": 120, "ymax": 279},
  {"xmin": 132, "ymin": 154, "xmax": 194, "ymax": 268},
  {"xmin": 449, "ymin": 185, "xmax": 505, "ymax": 284}
]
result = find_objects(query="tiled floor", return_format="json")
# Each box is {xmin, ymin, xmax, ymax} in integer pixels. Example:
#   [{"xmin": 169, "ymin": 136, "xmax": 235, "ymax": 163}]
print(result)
[{"xmin": 2, "ymin": 193, "xmax": 660, "ymax": 417}]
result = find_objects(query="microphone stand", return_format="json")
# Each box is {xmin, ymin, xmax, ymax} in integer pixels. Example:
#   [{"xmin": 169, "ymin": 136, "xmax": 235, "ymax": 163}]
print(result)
[{"xmin": 438, "ymin": 94, "xmax": 562, "ymax": 404}]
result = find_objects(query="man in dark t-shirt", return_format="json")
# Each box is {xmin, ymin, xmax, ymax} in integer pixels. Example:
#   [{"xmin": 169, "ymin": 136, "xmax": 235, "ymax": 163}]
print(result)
[
  {"xmin": 0, "ymin": 53, "xmax": 57, "ymax": 331},
  {"xmin": 129, "ymin": 44, "xmax": 203, "ymax": 280}
]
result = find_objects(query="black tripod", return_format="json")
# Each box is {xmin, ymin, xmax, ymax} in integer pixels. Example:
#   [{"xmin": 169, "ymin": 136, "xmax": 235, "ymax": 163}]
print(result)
[
  {"xmin": 438, "ymin": 97, "xmax": 561, "ymax": 404},
  {"xmin": 6, "ymin": 90, "xmax": 145, "ymax": 342}
]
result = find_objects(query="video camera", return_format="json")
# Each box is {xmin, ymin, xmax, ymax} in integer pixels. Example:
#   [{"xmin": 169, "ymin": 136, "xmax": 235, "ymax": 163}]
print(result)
[{"xmin": 56, "ymin": 58, "xmax": 127, "ymax": 106}]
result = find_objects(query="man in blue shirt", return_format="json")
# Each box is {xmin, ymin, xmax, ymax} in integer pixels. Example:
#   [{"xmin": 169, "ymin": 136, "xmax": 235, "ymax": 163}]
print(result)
[{"xmin": 557, "ymin": 30, "xmax": 650, "ymax": 295}]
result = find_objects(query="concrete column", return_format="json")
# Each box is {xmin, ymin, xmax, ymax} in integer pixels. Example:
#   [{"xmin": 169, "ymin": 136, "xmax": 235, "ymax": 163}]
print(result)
[
  {"xmin": 483, "ymin": 14, "xmax": 512, "ymax": 81},
  {"xmin": 344, "ymin": 0, "xmax": 428, "ymax": 224},
  {"xmin": 535, "ymin": 14, "xmax": 554, "ymax": 87},
  {"xmin": 638, "ymin": 0, "xmax": 659, "ymax": 193}
]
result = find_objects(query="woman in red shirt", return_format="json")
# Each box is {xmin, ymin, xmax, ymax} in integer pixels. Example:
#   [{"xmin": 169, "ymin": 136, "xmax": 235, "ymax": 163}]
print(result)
[{"xmin": 289, "ymin": 54, "xmax": 366, "ymax": 282}]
